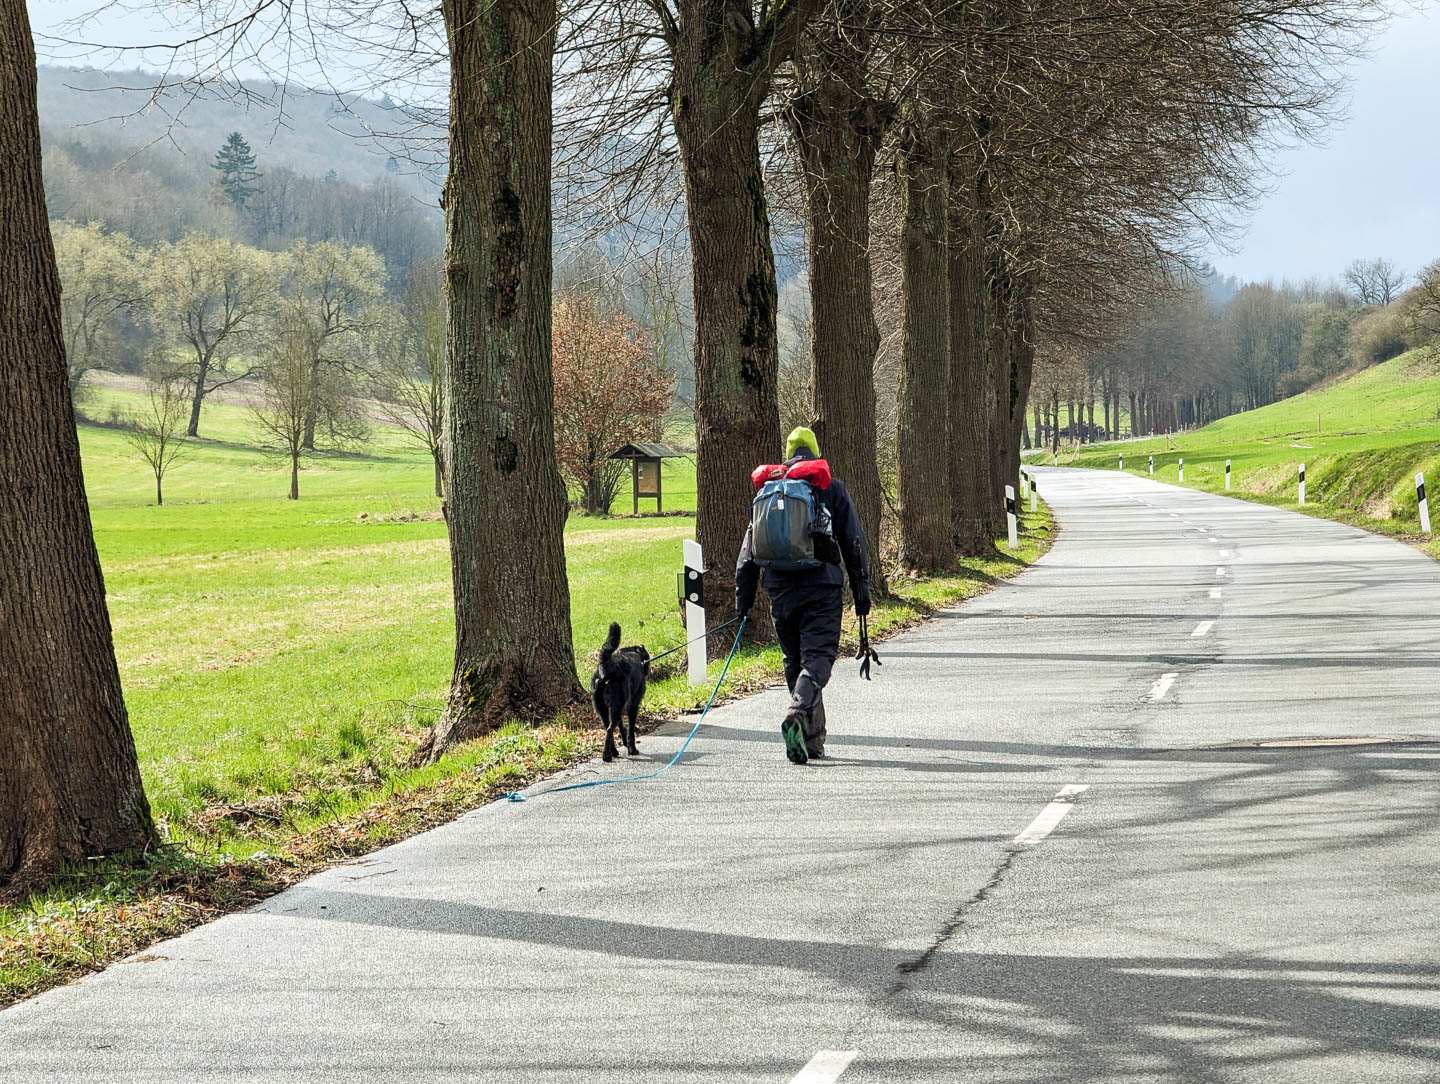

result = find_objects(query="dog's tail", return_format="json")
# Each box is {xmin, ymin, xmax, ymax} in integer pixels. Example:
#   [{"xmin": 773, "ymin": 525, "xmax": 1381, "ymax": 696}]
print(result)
[{"xmin": 599, "ymin": 621, "xmax": 621, "ymax": 676}]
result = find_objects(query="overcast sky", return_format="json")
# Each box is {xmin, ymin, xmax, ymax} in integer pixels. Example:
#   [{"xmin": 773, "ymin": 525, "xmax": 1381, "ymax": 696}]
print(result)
[
  {"xmin": 1206, "ymin": 4, "xmax": 1440, "ymax": 286},
  {"xmin": 29, "ymin": 0, "xmax": 1440, "ymax": 288}
]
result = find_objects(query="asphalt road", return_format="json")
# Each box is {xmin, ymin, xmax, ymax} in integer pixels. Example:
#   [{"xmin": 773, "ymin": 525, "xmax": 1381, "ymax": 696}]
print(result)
[{"xmin": 5, "ymin": 467, "xmax": 1439, "ymax": 1082}]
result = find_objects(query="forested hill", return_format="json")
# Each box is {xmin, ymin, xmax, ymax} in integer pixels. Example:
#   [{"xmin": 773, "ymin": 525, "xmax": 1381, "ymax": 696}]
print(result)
[
  {"xmin": 37, "ymin": 65, "xmax": 444, "ymax": 281},
  {"xmin": 37, "ymin": 66, "xmax": 438, "ymax": 196}
]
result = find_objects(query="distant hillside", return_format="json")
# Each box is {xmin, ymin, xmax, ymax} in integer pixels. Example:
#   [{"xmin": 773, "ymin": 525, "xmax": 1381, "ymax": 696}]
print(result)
[{"xmin": 37, "ymin": 65, "xmax": 441, "ymax": 198}]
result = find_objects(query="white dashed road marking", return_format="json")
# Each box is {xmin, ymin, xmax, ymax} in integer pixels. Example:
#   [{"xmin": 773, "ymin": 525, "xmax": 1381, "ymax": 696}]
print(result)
[
  {"xmin": 792, "ymin": 1051, "xmax": 858, "ymax": 1083},
  {"xmin": 1220, "ymin": 549, "xmax": 1231, "ymax": 558},
  {"xmin": 1014, "ymin": 785, "xmax": 1091, "ymax": 846},
  {"xmin": 1147, "ymin": 673, "xmax": 1179, "ymax": 702},
  {"xmin": 1216, "ymin": 567, "xmax": 1227, "ymax": 578},
  {"xmin": 1192, "ymin": 621, "xmax": 1214, "ymax": 637},
  {"xmin": 1210, "ymin": 587, "xmax": 1222, "ymax": 599}
]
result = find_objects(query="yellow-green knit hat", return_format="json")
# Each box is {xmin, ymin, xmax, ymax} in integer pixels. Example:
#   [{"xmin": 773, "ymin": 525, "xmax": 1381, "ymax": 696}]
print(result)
[{"xmin": 785, "ymin": 426, "xmax": 821, "ymax": 459}]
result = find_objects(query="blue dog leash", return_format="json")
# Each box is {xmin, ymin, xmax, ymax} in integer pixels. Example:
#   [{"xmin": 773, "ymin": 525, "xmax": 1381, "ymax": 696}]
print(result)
[{"xmin": 505, "ymin": 615, "xmax": 748, "ymax": 803}]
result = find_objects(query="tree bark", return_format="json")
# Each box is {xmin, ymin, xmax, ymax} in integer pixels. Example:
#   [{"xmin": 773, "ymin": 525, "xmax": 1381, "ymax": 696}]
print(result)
[
  {"xmin": 789, "ymin": 12, "xmax": 890, "ymax": 592},
  {"xmin": 185, "ymin": 352, "xmax": 211, "ymax": 438},
  {"xmin": 670, "ymin": 3, "xmax": 815, "ymax": 637},
  {"xmin": 947, "ymin": 156, "xmax": 995, "ymax": 555},
  {"xmin": 156, "ymin": 472, "xmax": 163, "ymax": 506},
  {"xmin": 289, "ymin": 452, "xmax": 299, "ymax": 500},
  {"xmin": 0, "ymin": 0, "xmax": 154, "ymax": 897},
  {"xmin": 433, "ymin": 453, "xmax": 444, "ymax": 500},
  {"xmin": 896, "ymin": 122, "xmax": 954, "ymax": 572},
  {"xmin": 415, "ymin": 0, "xmax": 582, "ymax": 766},
  {"xmin": 1007, "ymin": 280, "xmax": 1037, "ymax": 488}
]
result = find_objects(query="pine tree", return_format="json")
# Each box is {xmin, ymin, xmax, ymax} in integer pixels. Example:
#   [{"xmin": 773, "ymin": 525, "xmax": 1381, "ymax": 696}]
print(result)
[{"xmin": 212, "ymin": 131, "xmax": 262, "ymax": 208}]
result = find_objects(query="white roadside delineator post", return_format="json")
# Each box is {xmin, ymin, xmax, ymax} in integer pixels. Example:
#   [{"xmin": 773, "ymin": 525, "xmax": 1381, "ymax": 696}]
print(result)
[
  {"xmin": 682, "ymin": 539, "xmax": 707, "ymax": 685},
  {"xmin": 1149, "ymin": 455, "xmax": 1154, "ymax": 475},
  {"xmin": 1298, "ymin": 463, "xmax": 1306, "ymax": 506},
  {"xmin": 1225, "ymin": 459, "xmax": 1231, "ymax": 491},
  {"xmin": 1005, "ymin": 485, "xmax": 1018, "ymax": 549},
  {"xmin": 1119, "ymin": 453, "xmax": 1124, "ymax": 471},
  {"xmin": 1020, "ymin": 471, "xmax": 1028, "ymax": 501},
  {"xmin": 1419, "ymin": 473, "xmax": 1431, "ymax": 534},
  {"xmin": 1178, "ymin": 457, "xmax": 1184, "ymax": 483},
  {"xmin": 1029, "ymin": 473, "xmax": 1038, "ymax": 512}
]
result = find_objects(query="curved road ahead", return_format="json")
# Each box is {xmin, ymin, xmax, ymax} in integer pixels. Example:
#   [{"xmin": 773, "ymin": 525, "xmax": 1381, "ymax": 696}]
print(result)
[{"xmin": 5, "ymin": 467, "xmax": 1440, "ymax": 1082}]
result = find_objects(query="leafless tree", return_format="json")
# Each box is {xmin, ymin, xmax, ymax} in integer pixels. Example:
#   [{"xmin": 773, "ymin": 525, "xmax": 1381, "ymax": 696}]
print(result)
[
  {"xmin": 252, "ymin": 314, "xmax": 323, "ymax": 500},
  {"xmin": 413, "ymin": 0, "xmax": 584, "ymax": 764},
  {"xmin": 1345, "ymin": 257, "xmax": 1406, "ymax": 306},
  {"xmin": 370, "ymin": 257, "xmax": 446, "ymax": 497},
  {"xmin": 124, "ymin": 364, "xmax": 191, "ymax": 505}
]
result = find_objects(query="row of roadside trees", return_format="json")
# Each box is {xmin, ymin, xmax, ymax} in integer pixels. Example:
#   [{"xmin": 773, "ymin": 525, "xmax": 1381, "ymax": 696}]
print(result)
[
  {"xmin": 1031, "ymin": 256, "xmax": 1440, "ymax": 448},
  {"xmin": 1, "ymin": 0, "xmax": 1376, "ymax": 894}
]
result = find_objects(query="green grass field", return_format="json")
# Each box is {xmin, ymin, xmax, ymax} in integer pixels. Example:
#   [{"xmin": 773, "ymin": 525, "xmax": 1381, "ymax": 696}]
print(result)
[
  {"xmin": 1063, "ymin": 348, "xmax": 1440, "ymax": 552},
  {"xmin": 74, "ymin": 385, "xmax": 706, "ymax": 837},
  {"xmin": 4, "ymin": 383, "xmax": 1054, "ymax": 1004}
]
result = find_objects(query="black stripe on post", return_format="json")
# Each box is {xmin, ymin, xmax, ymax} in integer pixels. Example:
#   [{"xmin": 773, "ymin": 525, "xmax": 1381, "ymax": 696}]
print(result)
[
  {"xmin": 1006, "ymin": 494, "xmax": 1016, "ymax": 515},
  {"xmin": 1299, "ymin": 466, "xmax": 1306, "ymax": 482},
  {"xmin": 684, "ymin": 566, "xmax": 704, "ymax": 607},
  {"xmin": 1419, "ymin": 481, "xmax": 1427, "ymax": 503}
]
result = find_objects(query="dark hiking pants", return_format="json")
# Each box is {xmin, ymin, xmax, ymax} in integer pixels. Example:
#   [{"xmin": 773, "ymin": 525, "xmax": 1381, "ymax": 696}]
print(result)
[{"xmin": 771, "ymin": 582, "xmax": 843, "ymax": 753}]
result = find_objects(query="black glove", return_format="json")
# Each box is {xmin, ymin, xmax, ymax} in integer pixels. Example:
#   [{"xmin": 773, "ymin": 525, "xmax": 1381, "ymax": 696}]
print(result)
[{"xmin": 853, "ymin": 584, "xmax": 871, "ymax": 617}]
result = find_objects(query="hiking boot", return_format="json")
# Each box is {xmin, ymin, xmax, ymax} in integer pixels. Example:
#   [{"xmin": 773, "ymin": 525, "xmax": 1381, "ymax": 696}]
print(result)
[
  {"xmin": 806, "ymin": 695, "xmax": 827, "ymax": 759},
  {"xmin": 781, "ymin": 707, "xmax": 810, "ymax": 764}
]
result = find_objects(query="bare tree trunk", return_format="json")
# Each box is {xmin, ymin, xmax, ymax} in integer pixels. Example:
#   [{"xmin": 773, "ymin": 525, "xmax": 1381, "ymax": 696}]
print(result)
[
  {"xmin": 416, "ymin": 0, "xmax": 581, "ymax": 766},
  {"xmin": 0, "ymin": 0, "xmax": 154, "ymax": 897},
  {"xmin": 289, "ymin": 452, "xmax": 299, "ymax": 500},
  {"xmin": 986, "ymin": 249, "xmax": 1014, "ymax": 506},
  {"xmin": 790, "ymin": 14, "xmax": 890, "ymax": 591},
  {"xmin": 186, "ymin": 356, "xmax": 208, "ymax": 438},
  {"xmin": 673, "ymin": 22, "xmax": 798, "ymax": 637},
  {"xmin": 896, "ymin": 124, "xmax": 954, "ymax": 572},
  {"xmin": 156, "ymin": 472, "xmax": 163, "ymax": 506},
  {"xmin": 947, "ymin": 157, "xmax": 994, "ymax": 555},
  {"xmin": 1008, "ymin": 282, "xmax": 1036, "ymax": 489},
  {"xmin": 302, "ymin": 405, "xmax": 317, "ymax": 451}
]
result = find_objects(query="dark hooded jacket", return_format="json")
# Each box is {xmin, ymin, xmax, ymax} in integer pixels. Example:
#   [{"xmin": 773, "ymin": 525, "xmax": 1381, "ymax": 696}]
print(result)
[{"xmin": 734, "ymin": 450, "xmax": 869, "ymax": 612}]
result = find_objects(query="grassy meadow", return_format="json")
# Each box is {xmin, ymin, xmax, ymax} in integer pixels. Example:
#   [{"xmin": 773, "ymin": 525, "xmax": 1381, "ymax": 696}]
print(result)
[
  {"xmin": 1059, "ymin": 348, "xmax": 1440, "ymax": 553},
  {"xmin": 4, "ymin": 379, "xmax": 1054, "ymax": 1004}
]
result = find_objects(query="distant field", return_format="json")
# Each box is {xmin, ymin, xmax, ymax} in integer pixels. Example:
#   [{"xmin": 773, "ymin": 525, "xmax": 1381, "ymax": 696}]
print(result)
[
  {"xmin": 1061, "ymin": 349, "xmax": 1440, "ymax": 553},
  {"xmin": 76, "ymin": 385, "xmax": 702, "ymax": 833}
]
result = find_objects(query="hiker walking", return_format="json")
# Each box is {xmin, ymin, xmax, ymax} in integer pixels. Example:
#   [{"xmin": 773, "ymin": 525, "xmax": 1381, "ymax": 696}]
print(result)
[{"xmin": 735, "ymin": 427, "xmax": 871, "ymax": 763}]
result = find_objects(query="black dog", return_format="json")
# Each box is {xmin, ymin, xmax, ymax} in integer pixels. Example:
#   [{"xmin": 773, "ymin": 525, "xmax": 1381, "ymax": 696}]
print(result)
[{"xmin": 592, "ymin": 622, "xmax": 650, "ymax": 762}]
